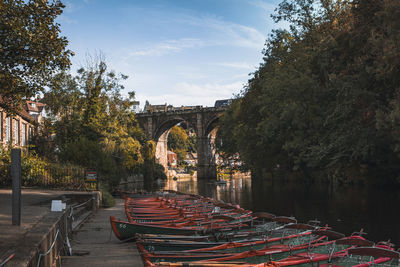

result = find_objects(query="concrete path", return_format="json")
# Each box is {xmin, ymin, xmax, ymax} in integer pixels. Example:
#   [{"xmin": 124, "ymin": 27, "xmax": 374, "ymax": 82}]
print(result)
[
  {"xmin": 62, "ymin": 198, "xmax": 142, "ymax": 267},
  {"xmin": 0, "ymin": 189, "xmax": 98, "ymax": 266}
]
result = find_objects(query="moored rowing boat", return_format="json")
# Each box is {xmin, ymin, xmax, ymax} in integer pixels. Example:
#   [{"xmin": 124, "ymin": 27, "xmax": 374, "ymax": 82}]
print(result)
[{"xmin": 110, "ymin": 191, "xmax": 400, "ymax": 267}]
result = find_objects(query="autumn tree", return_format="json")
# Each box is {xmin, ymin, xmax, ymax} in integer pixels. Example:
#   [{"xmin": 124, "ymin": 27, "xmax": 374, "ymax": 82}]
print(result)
[{"xmin": 0, "ymin": 0, "xmax": 72, "ymax": 112}]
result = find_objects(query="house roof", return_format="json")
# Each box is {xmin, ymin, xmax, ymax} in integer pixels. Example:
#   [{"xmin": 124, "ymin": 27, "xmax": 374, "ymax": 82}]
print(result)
[
  {"xmin": 19, "ymin": 108, "xmax": 36, "ymax": 124},
  {"xmin": 0, "ymin": 96, "xmax": 38, "ymax": 124},
  {"xmin": 25, "ymin": 100, "xmax": 46, "ymax": 113},
  {"xmin": 214, "ymin": 99, "xmax": 232, "ymax": 108}
]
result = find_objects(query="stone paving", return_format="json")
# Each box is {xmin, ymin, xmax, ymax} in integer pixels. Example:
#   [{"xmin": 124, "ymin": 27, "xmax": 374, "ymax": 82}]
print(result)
[
  {"xmin": 62, "ymin": 198, "xmax": 142, "ymax": 267},
  {"xmin": 0, "ymin": 189, "xmax": 89, "ymax": 266}
]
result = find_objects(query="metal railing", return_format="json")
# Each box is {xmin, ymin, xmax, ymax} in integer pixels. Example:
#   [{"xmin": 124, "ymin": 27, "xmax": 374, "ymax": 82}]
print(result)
[{"xmin": 0, "ymin": 161, "xmax": 96, "ymax": 190}]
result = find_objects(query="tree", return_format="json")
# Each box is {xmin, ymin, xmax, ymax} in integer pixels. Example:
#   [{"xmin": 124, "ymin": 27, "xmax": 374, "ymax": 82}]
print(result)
[
  {"xmin": 39, "ymin": 60, "xmax": 145, "ymax": 186},
  {"xmin": 168, "ymin": 125, "xmax": 189, "ymax": 162},
  {"xmin": 0, "ymin": 0, "xmax": 72, "ymax": 113},
  {"xmin": 218, "ymin": 0, "xmax": 400, "ymax": 183}
]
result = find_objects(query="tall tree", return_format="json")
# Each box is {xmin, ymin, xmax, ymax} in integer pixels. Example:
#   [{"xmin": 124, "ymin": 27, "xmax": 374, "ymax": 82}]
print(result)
[
  {"xmin": 0, "ymin": 0, "xmax": 72, "ymax": 112},
  {"xmin": 40, "ymin": 60, "xmax": 148, "ymax": 187},
  {"xmin": 218, "ymin": 0, "xmax": 400, "ymax": 183}
]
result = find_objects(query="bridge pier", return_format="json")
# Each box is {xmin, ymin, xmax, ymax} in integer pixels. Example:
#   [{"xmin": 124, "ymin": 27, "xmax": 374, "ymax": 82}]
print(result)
[
  {"xmin": 197, "ymin": 163, "xmax": 217, "ymax": 179},
  {"xmin": 155, "ymin": 130, "xmax": 169, "ymax": 170},
  {"xmin": 196, "ymin": 136, "xmax": 217, "ymax": 179}
]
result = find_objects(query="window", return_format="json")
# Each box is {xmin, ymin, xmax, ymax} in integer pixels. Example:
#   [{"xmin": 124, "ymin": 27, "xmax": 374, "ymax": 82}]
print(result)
[
  {"xmin": 14, "ymin": 119, "xmax": 19, "ymax": 145},
  {"xmin": 22, "ymin": 123, "xmax": 27, "ymax": 146},
  {"xmin": 28, "ymin": 126, "xmax": 33, "ymax": 143},
  {"xmin": 6, "ymin": 117, "xmax": 11, "ymax": 143},
  {"xmin": 0, "ymin": 112, "xmax": 3, "ymax": 141}
]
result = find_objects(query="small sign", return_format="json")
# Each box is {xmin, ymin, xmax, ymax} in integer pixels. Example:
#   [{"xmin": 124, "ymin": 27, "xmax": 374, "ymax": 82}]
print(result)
[
  {"xmin": 51, "ymin": 200, "xmax": 66, "ymax": 211},
  {"xmin": 86, "ymin": 171, "xmax": 97, "ymax": 182}
]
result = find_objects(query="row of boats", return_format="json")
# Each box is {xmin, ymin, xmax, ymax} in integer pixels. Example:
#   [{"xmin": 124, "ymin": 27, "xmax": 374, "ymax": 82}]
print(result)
[{"xmin": 109, "ymin": 191, "xmax": 400, "ymax": 266}]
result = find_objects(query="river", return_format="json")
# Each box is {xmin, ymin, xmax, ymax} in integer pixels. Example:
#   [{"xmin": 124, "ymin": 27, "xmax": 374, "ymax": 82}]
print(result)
[{"xmin": 158, "ymin": 175, "xmax": 400, "ymax": 246}]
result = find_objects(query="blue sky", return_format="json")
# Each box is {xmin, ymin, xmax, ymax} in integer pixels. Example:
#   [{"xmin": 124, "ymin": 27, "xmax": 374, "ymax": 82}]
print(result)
[{"xmin": 58, "ymin": 0, "xmax": 282, "ymax": 108}]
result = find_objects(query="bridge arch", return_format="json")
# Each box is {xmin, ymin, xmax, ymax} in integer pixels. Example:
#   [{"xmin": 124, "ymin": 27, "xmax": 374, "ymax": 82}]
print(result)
[
  {"xmin": 136, "ymin": 107, "xmax": 226, "ymax": 179},
  {"xmin": 154, "ymin": 117, "xmax": 186, "ymax": 141},
  {"xmin": 153, "ymin": 117, "xmax": 186, "ymax": 170},
  {"xmin": 197, "ymin": 114, "xmax": 222, "ymax": 179},
  {"xmin": 204, "ymin": 114, "xmax": 221, "ymax": 137}
]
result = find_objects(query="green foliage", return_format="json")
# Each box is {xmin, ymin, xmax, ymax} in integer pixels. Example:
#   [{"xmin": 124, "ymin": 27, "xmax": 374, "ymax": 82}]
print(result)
[
  {"xmin": 58, "ymin": 137, "xmax": 119, "ymax": 187},
  {"xmin": 154, "ymin": 163, "xmax": 167, "ymax": 180},
  {"xmin": 0, "ymin": 148, "xmax": 86, "ymax": 188},
  {"xmin": 100, "ymin": 185, "xmax": 115, "ymax": 207},
  {"xmin": 21, "ymin": 151, "xmax": 49, "ymax": 186},
  {"xmin": 0, "ymin": 0, "xmax": 72, "ymax": 113},
  {"xmin": 168, "ymin": 125, "xmax": 188, "ymax": 161},
  {"xmin": 0, "ymin": 148, "xmax": 49, "ymax": 186},
  {"xmin": 0, "ymin": 148, "xmax": 11, "ymax": 186},
  {"xmin": 30, "ymin": 118, "xmax": 57, "ymax": 162},
  {"xmin": 39, "ymin": 59, "xmax": 160, "ymax": 189},
  {"xmin": 187, "ymin": 132, "xmax": 197, "ymax": 153},
  {"xmin": 218, "ymin": 0, "xmax": 400, "ymax": 183}
]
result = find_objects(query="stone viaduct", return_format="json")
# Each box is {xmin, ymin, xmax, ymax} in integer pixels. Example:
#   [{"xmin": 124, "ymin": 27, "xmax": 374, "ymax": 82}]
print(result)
[{"xmin": 135, "ymin": 106, "xmax": 226, "ymax": 179}]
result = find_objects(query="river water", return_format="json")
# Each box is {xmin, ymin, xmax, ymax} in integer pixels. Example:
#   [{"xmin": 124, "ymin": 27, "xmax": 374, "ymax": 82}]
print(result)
[{"xmin": 159, "ymin": 175, "xmax": 400, "ymax": 246}]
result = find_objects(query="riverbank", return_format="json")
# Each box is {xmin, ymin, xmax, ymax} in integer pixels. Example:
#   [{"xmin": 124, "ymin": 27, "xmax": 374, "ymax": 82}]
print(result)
[
  {"xmin": 0, "ymin": 189, "xmax": 100, "ymax": 267},
  {"xmin": 61, "ymin": 198, "xmax": 142, "ymax": 266}
]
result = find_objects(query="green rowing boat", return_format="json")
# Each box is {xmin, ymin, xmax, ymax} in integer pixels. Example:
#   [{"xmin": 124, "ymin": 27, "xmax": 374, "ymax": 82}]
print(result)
[{"xmin": 110, "ymin": 216, "xmax": 203, "ymax": 240}]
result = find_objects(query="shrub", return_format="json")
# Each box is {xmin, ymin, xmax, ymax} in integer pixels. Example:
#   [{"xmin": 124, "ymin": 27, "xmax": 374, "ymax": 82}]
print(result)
[{"xmin": 100, "ymin": 185, "xmax": 115, "ymax": 207}]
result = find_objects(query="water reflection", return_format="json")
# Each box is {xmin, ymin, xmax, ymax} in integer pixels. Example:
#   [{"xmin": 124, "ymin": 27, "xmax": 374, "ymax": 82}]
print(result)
[{"xmin": 160, "ymin": 175, "xmax": 400, "ymax": 246}]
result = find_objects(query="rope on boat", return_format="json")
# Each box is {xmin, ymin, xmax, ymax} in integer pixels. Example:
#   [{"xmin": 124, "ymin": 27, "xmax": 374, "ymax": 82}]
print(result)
[
  {"xmin": 36, "ymin": 228, "xmax": 60, "ymax": 267},
  {"xmin": 328, "ymin": 242, "xmax": 336, "ymax": 263}
]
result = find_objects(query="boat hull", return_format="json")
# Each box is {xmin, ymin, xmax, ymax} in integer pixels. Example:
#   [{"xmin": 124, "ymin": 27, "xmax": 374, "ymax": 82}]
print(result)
[{"xmin": 110, "ymin": 216, "xmax": 201, "ymax": 240}]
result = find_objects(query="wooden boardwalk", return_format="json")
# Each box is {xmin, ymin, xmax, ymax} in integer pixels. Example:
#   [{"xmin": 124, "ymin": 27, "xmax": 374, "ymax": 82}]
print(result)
[{"xmin": 62, "ymin": 198, "xmax": 142, "ymax": 266}]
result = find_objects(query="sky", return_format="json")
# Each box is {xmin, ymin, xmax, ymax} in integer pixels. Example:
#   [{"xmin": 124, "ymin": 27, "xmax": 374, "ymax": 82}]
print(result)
[{"xmin": 57, "ymin": 0, "xmax": 282, "ymax": 109}]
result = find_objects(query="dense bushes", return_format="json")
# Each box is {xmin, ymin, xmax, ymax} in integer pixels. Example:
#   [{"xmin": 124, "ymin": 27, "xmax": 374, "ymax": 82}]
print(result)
[
  {"xmin": 217, "ymin": 0, "xmax": 400, "ymax": 184},
  {"xmin": 0, "ymin": 148, "xmax": 86, "ymax": 188}
]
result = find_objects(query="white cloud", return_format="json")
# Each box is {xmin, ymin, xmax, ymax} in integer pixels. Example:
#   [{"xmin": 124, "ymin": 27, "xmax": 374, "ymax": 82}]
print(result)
[
  {"xmin": 57, "ymin": 1, "xmax": 82, "ymax": 24},
  {"xmin": 173, "ymin": 82, "xmax": 241, "ymax": 96},
  {"xmin": 212, "ymin": 62, "xmax": 255, "ymax": 70},
  {"xmin": 249, "ymin": 0, "xmax": 278, "ymax": 13},
  {"xmin": 249, "ymin": 0, "xmax": 291, "ymax": 30},
  {"xmin": 57, "ymin": 14, "xmax": 78, "ymax": 25},
  {"xmin": 63, "ymin": 1, "xmax": 78, "ymax": 13},
  {"xmin": 123, "ymin": 15, "xmax": 266, "ymax": 60},
  {"xmin": 177, "ymin": 15, "xmax": 266, "ymax": 49},
  {"xmin": 128, "ymin": 38, "xmax": 204, "ymax": 57},
  {"xmin": 135, "ymin": 81, "xmax": 244, "ymax": 107}
]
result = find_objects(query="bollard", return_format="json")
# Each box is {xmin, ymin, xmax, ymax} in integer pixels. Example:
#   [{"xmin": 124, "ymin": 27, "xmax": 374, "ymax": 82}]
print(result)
[{"xmin": 11, "ymin": 148, "xmax": 22, "ymax": 226}]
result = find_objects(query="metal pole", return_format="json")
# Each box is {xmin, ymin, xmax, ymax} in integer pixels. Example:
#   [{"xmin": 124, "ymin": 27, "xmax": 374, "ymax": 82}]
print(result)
[
  {"xmin": 11, "ymin": 148, "xmax": 21, "ymax": 226},
  {"xmin": 96, "ymin": 172, "xmax": 99, "ymax": 191}
]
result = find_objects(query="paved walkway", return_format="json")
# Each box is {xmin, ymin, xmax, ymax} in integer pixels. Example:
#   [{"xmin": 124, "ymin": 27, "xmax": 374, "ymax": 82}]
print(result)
[
  {"xmin": 0, "ymin": 189, "xmax": 95, "ymax": 266},
  {"xmin": 62, "ymin": 198, "xmax": 142, "ymax": 266}
]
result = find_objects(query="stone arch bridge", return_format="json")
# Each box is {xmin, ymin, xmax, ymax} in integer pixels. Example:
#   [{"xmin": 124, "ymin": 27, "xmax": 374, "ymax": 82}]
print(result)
[{"xmin": 135, "ymin": 106, "xmax": 226, "ymax": 179}]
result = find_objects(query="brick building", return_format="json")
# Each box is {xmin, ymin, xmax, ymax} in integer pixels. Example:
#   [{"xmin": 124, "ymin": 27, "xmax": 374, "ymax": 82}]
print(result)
[
  {"xmin": 0, "ymin": 99, "xmax": 44, "ymax": 149},
  {"xmin": 167, "ymin": 151, "xmax": 177, "ymax": 167}
]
